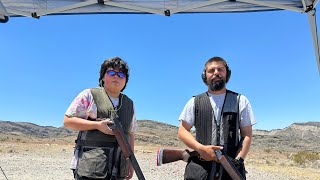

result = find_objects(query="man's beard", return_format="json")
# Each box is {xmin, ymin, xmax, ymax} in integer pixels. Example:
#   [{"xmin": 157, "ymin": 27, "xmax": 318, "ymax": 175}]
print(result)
[{"xmin": 208, "ymin": 76, "xmax": 226, "ymax": 91}]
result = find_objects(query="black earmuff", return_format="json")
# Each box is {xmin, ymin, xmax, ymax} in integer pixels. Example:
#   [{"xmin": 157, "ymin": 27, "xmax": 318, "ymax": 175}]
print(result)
[
  {"xmin": 226, "ymin": 65, "xmax": 231, "ymax": 83},
  {"xmin": 201, "ymin": 69, "xmax": 207, "ymax": 84},
  {"xmin": 201, "ymin": 64, "xmax": 231, "ymax": 84}
]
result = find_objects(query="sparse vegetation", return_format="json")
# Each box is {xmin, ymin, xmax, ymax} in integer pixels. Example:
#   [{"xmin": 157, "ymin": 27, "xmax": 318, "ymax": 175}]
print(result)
[
  {"xmin": 292, "ymin": 151, "xmax": 320, "ymax": 165},
  {"xmin": 264, "ymin": 149, "xmax": 271, "ymax": 153},
  {"xmin": 0, "ymin": 136, "xmax": 9, "ymax": 141}
]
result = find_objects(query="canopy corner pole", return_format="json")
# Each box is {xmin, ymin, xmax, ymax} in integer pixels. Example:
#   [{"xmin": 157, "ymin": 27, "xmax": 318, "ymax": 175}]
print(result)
[
  {"xmin": 314, "ymin": 0, "xmax": 319, "ymax": 8},
  {"xmin": 0, "ymin": 0, "xmax": 9, "ymax": 23},
  {"xmin": 304, "ymin": 0, "xmax": 320, "ymax": 75}
]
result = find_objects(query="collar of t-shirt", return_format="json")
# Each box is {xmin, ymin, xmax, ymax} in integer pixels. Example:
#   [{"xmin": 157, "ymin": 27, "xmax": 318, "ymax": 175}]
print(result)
[
  {"xmin": 207, "ymin": 92, "xmax": 226, "ymax": 125},
  {"xmin": 109, "ymin": 96, "xmax": 119, "ymax": 109}
]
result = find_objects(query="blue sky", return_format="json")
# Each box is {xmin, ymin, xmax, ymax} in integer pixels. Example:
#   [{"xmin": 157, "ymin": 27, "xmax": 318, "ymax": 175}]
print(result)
[{"xmin": 0, "ymin": 10, "xmax": 319, "ymax": 131}]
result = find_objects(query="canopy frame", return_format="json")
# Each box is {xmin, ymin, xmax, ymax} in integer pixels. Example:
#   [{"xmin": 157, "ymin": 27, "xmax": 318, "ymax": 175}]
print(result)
[{"xmin": 0, "ymin": 0, "xmax": 319, "ymax": 75}]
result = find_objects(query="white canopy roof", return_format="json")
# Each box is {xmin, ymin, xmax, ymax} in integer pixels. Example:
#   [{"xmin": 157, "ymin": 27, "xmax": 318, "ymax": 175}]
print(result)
[{"xmin": 0, "ymin": 0, "xmax": 319, "ymax": 74}]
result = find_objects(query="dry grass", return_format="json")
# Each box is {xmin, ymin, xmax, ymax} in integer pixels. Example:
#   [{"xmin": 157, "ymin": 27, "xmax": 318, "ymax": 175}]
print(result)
[
  {"xmin": 246, "ymin": 148, "xmax": 320, "ymax": 180},
  {"xmin": 1, "ymin": 132, "xmax": 320, "ymax": 180}
]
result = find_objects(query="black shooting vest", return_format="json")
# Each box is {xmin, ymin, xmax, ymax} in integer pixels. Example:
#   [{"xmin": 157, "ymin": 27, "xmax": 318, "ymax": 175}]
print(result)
[
  {"xmin": 194, "ymin": 90, "xmax": 241, "ymax": 179},
  {"xmin": 75, "ymin": 87, "xmax": 134, "ymax": 179}
]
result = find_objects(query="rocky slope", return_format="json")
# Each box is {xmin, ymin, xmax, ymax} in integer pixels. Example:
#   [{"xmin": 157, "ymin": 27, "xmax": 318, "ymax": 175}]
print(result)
[{"xmin": 0, "ymin": 120, "xmax": 319, "ymax": 151}]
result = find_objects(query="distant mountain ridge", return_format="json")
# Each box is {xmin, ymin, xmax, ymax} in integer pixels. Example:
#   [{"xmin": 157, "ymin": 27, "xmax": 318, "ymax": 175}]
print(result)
[
  {"xmin": 253, "ymin": 122, "xmax": 320, "ymax": 138},
  {"xmin": 0, "ymin": 120, "xmax": 75, "ymax": 137},
  {"xmin": 253, "ymin": 121, "xmax": 320, "ymax": 151},
  {"xmin": 1, "ymin": 120, "xmax": 319, "ymax": 150}
]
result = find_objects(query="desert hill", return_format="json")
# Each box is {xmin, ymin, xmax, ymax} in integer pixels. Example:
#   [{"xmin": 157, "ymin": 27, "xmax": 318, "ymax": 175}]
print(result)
[
  {"xmin": 0, "ymin": 120, "xmax": 75, "ymax": 137},
  {"xmin": 0, "ymin": 120, "xmax": 319, "ymax": 150},
  {"xmin": 253, "ymin": 122, "xmax": 320, "ymax": 151}
]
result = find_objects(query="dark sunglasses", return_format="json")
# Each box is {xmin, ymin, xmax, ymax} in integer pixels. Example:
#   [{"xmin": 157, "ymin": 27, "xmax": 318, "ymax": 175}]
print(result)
[{"xmin": 106, "ymin": 70, "xmax": 126, "ymax": 79}]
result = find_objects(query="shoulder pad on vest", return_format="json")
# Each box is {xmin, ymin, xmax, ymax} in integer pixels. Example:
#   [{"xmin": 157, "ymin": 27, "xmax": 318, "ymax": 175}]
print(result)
[{"xmin": 226, "ymin": 90, "xmax": 240, "ymax": 96}]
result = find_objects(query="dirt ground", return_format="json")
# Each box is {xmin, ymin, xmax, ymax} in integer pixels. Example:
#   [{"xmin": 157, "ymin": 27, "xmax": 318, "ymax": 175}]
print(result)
[{"xmin": 0, "ymin": 140, "xmax": 319, "ymax": 180}]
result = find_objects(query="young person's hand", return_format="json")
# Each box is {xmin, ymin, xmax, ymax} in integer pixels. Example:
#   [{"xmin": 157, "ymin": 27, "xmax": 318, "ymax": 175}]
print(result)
[{"xmin": 96, "ymin": 118, "xmax": 114, "ymax": 135}]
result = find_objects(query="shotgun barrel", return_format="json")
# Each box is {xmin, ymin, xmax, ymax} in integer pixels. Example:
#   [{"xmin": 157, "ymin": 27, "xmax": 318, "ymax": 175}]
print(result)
[
  {"xmin": 214, "ymin": 150, "xmax": 244, "ymax": 180},
  {"xmin": 109, "ymin": 117, "xmax": 146, "ymax": 180}
]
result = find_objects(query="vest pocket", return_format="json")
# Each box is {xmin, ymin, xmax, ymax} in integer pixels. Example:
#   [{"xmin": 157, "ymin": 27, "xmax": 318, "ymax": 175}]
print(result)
[
  {"xmin": 184, "ymin": 157, "xmax": 211, "ymax": 180},
  {"xmin": 223, "ymin": 112, "xmax": 238, "ymax": 158},
  {"xmin": 76, "ymin": 147, "xmax": 113, "ymax": 179}
]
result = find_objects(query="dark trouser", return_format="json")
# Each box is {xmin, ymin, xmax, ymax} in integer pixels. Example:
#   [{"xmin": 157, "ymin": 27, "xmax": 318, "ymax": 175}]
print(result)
[{"xmin": 184, "ymin": 157, "xmax": 246, "ymax": 180}]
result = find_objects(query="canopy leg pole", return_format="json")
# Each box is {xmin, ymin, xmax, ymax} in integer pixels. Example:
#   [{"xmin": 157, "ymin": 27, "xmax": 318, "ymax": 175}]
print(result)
[
  {"xmin": 306, "ymin": 7, "xmax": 320, "ymax": 75},
  {"xmin": 0, "ymin": 0, "xmax": 9, "ymax": 23}
]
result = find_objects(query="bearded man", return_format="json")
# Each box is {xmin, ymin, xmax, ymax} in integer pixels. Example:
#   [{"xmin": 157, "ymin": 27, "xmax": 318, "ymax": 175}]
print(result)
[{"xmin": 178, "ymin": 56, "xmax": 256, "ymax": 180}]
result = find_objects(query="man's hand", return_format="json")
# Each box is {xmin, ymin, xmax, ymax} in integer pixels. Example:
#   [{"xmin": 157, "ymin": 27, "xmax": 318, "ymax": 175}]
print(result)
[
  {"xmin": 96, "ymin": 118, "xmax": 114, "ymax": 135},
  {"xmin": 197, "ymin": 145, "xmax": 223, "ymax": 162}
]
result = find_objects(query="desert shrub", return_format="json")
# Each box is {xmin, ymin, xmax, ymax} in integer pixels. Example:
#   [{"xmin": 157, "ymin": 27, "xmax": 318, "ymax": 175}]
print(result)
[
  {"xmin": 265, "ymin": 160, "xmax": 271, "ymax": 164},
  {"xmin": 264, "ymin": 149, "xmax": 271, "ymax": 153},
  {"xmin": 292, "ymin": 151, "xmax": 320, "ymax": 165},
  {"xmin": 0, "ymin": 136, "xmax": 9, "ymax": 142}
]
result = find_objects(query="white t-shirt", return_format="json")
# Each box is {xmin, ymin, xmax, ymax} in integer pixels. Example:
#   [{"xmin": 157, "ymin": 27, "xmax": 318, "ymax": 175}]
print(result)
[
  {"xmin": 179, "ymin": 92, "xmax": 256, "ymax": 128},
  {"xmin": 65, "ymin": 89, "xmax": 137, "ymax": 133}
]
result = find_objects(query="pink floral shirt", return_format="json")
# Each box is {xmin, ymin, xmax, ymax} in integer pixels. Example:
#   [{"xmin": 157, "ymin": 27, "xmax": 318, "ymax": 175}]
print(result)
[{"xmin": 65, "ymin": 89, "xmax": 137, "ymax": 132}]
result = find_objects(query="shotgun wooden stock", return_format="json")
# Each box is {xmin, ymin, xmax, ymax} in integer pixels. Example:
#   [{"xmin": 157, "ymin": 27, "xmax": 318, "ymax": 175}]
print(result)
[
  {"xmin": 156, "ymin": 148, "xmax": 199, "ymax": 166},
  {"xmin": 157, "ymin": 148, "xmax": 244, "ymax": 180}
]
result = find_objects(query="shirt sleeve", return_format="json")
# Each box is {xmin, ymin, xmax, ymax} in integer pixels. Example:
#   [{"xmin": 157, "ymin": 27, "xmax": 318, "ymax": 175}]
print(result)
[
  {"xmin": 65, "ymin": 89, "xmax": 96, "ymax": 120},
  {"xmin": 239, "ymin": 95, "xmax": 256, "ymax": 127},
  {"xmin": 178, "ymin": 97, "xmax": 195, "ymax": 126}
]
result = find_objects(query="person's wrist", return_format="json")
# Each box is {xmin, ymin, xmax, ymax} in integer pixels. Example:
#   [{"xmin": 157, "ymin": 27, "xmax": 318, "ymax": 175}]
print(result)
[
  {"xmin": 235, "ymin": 156, "xmax": 244, "ymax": 164},
  {"xmin": 194, "ymin": 143, "xmax": 203, "ymax": 152}
]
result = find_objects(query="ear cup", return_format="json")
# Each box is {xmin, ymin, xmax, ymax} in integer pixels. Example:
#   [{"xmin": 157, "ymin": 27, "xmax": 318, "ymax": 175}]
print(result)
[
  {"xmin": 225, "ymin": 65, "xmax": 231, "ymax": 83},
  {"xmin": 201, "ymin": 69, "xmax": 207, "ymax": 84}
]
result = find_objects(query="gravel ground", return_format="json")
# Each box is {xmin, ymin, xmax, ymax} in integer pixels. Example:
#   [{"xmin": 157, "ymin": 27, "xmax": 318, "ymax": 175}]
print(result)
[{"xmin": 0, "ymin": 143, "xmax": 319, "ymax": 180}]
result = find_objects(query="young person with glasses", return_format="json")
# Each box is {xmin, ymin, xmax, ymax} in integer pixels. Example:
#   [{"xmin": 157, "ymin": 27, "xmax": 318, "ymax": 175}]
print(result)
[{"xmin": 64, "ymin": 57, "xmax": 137, "ymax": 179}]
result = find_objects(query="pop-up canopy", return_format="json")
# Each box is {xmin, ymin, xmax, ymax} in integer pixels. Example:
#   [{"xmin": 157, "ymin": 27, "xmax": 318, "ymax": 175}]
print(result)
[{"xmin": 0, "ymin": 0, "xmax": 319, "ymax": 74}]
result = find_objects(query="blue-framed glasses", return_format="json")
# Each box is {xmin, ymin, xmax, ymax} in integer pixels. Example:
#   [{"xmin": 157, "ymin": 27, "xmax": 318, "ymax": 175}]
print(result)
[{"xmin": 106, "ymin": 70, "xmax": 126, "ymax": 79}]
